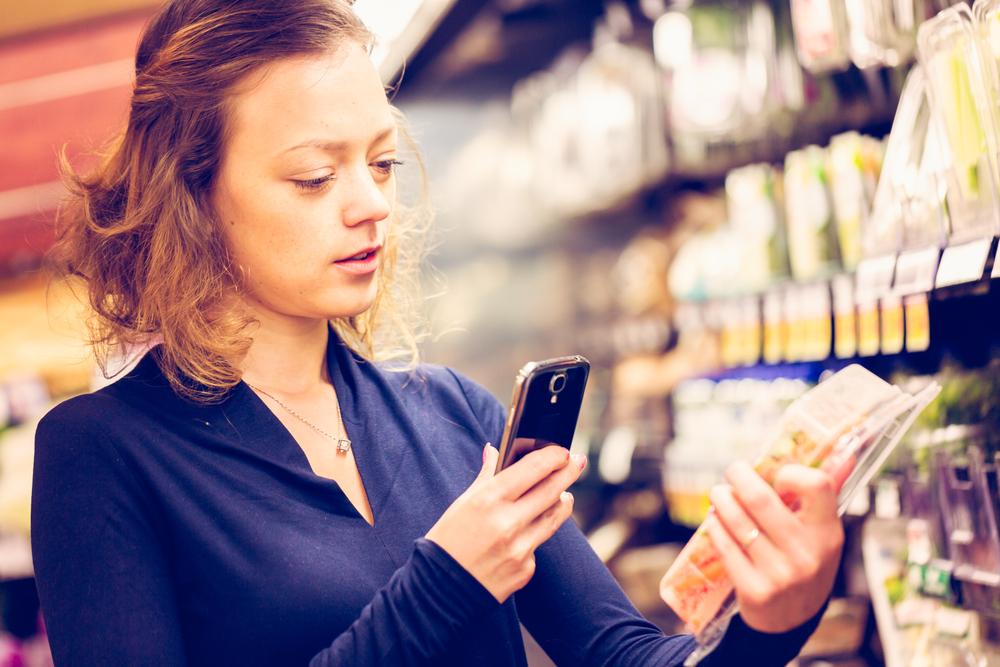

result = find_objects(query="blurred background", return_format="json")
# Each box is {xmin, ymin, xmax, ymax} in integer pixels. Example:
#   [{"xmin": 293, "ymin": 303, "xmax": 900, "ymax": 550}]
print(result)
[{"xmin": 2, "ymin": 0, "xmax": 1000, "ymax": 665}]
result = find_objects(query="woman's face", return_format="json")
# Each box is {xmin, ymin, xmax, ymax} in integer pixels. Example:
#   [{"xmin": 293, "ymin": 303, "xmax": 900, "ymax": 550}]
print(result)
[{"xmin": 212, "ymin": 42, "xmax": 397, "ymax": 323}]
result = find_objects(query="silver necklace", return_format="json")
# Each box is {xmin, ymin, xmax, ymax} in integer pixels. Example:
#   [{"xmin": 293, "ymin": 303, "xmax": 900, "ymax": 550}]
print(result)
[{"xmin": 247, "ymin": 382, "xmax": 352, "ymax": 454}]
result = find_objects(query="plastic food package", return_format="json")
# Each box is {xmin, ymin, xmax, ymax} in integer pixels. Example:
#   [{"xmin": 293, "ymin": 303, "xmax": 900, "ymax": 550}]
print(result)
[
  {"xmin": 725, "ymin": 164, "xmax": 789, "ymax": 290},
  {"xmin": 827, "ymin": 132, "xmax": 884, "ymax": 269},
  {"xmin": 784, "ymin": 146, "xmax": 840, "ymax": 280},
  {"xmin": 868, "ymin": 66, "xmax": 948, "ymax": 255},
  {"xmin": 790, "ymin": 0, "xmax": 851, "ymax": 73},
  {"xmin": 918, "ymin": 3, "xmax": 1000, "ymax": 240},
  {"xmin": 659, "ymin": 366, "xmax": 941, "ymax": 660}
]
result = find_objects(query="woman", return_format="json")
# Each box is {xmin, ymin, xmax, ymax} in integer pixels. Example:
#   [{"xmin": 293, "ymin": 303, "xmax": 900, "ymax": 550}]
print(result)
[{"xmin": 31, "ymin": 1, "xmax": 846, "ymax": 665}]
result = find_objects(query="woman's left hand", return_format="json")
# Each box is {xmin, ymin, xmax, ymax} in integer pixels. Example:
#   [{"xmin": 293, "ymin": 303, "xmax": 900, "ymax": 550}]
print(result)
[{"xmin": 704, "ymin": 460, "xmax": 848, "ymax": 634}]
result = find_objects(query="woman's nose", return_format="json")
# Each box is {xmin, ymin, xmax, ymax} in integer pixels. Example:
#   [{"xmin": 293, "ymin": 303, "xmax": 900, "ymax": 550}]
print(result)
[{"xmin": 341, "ymin": 166, "xmax": 391, "ymax": 228}]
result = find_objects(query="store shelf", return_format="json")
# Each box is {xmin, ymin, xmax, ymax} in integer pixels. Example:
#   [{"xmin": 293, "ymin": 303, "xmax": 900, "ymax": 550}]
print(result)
[{"xmin": 669, "ymin": 235, "xmax": 1000, "ymax": 377}]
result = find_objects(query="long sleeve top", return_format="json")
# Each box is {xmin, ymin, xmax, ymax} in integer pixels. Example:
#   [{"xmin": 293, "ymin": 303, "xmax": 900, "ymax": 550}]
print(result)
[{"xmin": 31, "ymin": 326, "xmax": 822, "ymax": 665}]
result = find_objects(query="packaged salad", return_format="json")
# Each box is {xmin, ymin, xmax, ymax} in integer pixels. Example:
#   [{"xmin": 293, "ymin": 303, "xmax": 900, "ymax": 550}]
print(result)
[
  {"xmin": 918, "ymin": 3, "xmax": 1000, "ymax": 240},
  {"xmin": 659, "ymin": 365, "xmax": 940, "ymax": 660}
]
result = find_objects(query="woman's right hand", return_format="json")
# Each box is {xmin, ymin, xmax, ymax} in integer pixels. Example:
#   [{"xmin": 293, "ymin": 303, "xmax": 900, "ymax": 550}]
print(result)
[{"xmin": 426, "ymin": 444, "xmax": 586, "ymax": 603}]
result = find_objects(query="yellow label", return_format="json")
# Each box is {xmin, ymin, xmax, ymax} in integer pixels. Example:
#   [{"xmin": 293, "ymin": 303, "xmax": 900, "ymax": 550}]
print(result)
[
  {"xmin": 881, "ymin": 298, "xmax": 904, "ymax": 355},
  {"xmin": 745, "ymin": 321, "xmax": 761, "ymax": 365},
  {"xmin": 858, "ymin": 304, "xmax": 880, "ymax": 357},
  {"xmin": 835, "ymin": 310, "xmax": 857, "ymax": 358},
  {"xmin": 905, "ymin": 295, "xmax": 931, "ymax": 352},
  {"xmin": 763, "ymin": 322, "xmax": 782, "ymax": 363}
]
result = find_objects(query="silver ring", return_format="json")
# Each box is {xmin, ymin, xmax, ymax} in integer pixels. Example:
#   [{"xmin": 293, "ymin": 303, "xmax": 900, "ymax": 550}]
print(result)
[{"xmin": 740, "ymin": 527, "xmax": 760, "ymax": 550}]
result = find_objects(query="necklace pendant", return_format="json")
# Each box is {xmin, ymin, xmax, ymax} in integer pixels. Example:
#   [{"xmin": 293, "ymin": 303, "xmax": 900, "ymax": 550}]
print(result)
[{"xmin": 336, "ymin": 439, "xmax": 352, "ymax": 454}]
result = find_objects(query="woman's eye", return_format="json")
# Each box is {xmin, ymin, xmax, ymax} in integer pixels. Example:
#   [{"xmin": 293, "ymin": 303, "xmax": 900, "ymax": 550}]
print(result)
[
  {"xmin": 293, "ymin": 175, "xmax": 335, "ymax": 192},
  {"xmin": 372, "ymin": 159, "xmax": 404, "ymax": 176}
]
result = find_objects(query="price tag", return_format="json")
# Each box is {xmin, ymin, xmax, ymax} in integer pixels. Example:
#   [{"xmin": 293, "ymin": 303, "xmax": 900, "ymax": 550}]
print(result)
[
  {"xmin": 935, "ymin": 238, "xmax": 992, "ymax": 288},
  {"xmin": 832, "ymin": 275, "xmax": 856, "ymax": 359},
  {"xmin": 881, "ymin": 295, "xmax": 904, "ymax": 355},
  {"xmin": 905, "ymin": 294, "xmax": 931, "ymax": 352},
  {"xmin": 784, "ymin": 288, "xmax": 803, "ymax": 362},
  {"xmin": 762, "ymin": 290, "xmax": 784, "ymax": 364},
  {"xmin": 894, "ymin": 247, "xmax": 940, "ymax": 295},
  {"xmin": 742, "ymin": 296, "xmax": 761, "ymax": 366},
  {"xmin": 719, "ymin": 301, "xmax": 737, "ymax": 367},
  {"xmin": 857, "ymin": 300, "xmax": 880, "ymax": 357},
  {"xmin": 856, "ymin": 255, "xmax": 896, "ymax": 299},
  {"xmin": 807, "ymin": 283, "xmax": 832, "ymax": 361}
]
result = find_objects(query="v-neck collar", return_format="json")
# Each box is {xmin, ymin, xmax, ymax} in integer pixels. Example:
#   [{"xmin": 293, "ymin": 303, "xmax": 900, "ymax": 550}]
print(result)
[
  {"xmin": 122, "ymin": 325, "xmax": 419, "ymax": 528},
  {"xmin": 231, "ymin": 324, "xmax": 377, "ymax": 525}
]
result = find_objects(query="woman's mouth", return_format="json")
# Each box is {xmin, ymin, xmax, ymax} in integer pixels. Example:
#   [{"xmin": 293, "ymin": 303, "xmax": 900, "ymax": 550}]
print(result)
[{"xmin": 334, "ymin": 246, "xmax": 380, "ymax": 275}]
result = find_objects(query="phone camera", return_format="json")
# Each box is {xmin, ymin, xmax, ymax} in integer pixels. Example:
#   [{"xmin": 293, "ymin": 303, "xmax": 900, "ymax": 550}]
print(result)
[{"xmin": 549, "ymin": 373, "xmax": 567, "ymax": 394}]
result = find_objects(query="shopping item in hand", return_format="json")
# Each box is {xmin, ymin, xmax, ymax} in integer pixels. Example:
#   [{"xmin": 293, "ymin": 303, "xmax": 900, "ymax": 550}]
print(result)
[{"xmin": 659, "ymin": 365, "xmax": 941, "ymax": 659}]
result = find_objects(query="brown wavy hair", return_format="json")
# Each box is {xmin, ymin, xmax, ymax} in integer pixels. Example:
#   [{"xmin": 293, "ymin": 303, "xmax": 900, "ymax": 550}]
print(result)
[{"xmin": 47, "ymin": 0, "xmax": 432, "ymax": 403}]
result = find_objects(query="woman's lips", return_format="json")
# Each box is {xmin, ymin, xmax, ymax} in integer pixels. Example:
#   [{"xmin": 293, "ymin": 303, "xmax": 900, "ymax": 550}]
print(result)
[{"xmin": 333, "ymin": 247, "xmax": 380, "ymax": 275}]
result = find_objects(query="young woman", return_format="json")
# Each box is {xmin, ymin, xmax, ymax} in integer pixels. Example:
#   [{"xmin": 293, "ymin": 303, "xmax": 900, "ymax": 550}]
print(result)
[{"xmin": 31, "ymin": 1, "xmax": 846, "ymax": 664}]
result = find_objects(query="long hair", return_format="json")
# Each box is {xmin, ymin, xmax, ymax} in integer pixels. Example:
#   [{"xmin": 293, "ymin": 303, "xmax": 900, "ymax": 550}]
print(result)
[{"xmin": 47, "ymin": 0, "xmax": 431, "ymax": 403}]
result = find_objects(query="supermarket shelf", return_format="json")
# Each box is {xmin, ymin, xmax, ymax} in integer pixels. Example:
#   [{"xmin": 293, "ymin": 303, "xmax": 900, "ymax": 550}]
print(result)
[{"xmin": 671, "ymin": 236, "xmax": 1000, "ymax": 376}]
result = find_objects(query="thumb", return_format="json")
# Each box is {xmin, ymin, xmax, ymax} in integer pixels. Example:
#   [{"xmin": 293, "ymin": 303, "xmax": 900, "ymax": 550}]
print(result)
[{"xmin": 476, "ymin": 443, "xmax": 499, "ymax": 483}]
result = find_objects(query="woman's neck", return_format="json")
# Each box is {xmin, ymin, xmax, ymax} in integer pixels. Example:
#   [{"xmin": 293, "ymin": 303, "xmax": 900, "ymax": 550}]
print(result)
[{"xmin": 239, "ymin": 312, "xmax": 332, "ymax": 397}]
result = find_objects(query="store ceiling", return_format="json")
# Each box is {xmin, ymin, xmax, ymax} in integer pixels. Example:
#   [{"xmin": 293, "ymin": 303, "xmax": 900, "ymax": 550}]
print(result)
[{"xmin": 0, "ymin": 0, "xmax": 161, "ymax": 41}]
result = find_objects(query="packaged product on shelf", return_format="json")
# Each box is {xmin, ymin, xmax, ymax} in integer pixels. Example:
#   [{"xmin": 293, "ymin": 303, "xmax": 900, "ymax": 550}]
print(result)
[
  {"xmin": 655, "ymin": 2, "xmax": 784, "ymax": 170},
  {"xmin": 842, "ymin": 0, "xmax": 921, "ymax": 68},
  {"xmin": 725, "ymin": 164, "xmax": 789, "ymax": 290},
  {"xmin": 574, "ymin": 37, "xmax": 669, "ymax": 209},
  {"xmin": 784, "ymin": 146, "xmax": 840, "ymax": 280},
  {"xmin": 659, "ymin": 365, "xmax": 941, "ymax": 655},
  {"xmin": 918, "ymin": 4, "xmax": 1000, "ymax": 241},
  {"xmin": 935, "ymin": 443, "xmax": 1000, "ymax": 579},
  {"xmin": 868, "ymin": 65, "xmax": 947, "ymax": 257},
  {"xmin": 827, "ymin": 132, "xmax": 884, "ymax": 270},
  {"xmin": 790, "ymin": 0, "xmax": 851, "ymax": 73},
  {"xmin": 974, "ymin": 0, "xmax": 1000, "ymax": 159}
]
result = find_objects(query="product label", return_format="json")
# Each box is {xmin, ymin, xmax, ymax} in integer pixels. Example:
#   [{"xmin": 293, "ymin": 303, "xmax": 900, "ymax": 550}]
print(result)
[
  {"xmin": 922, "ymin": 560, "xmax": 953, "ymax": 599},
  {"xmin": 880, "ymin": 296, "xmax": 904, "ymax": 355},
  {"xmin": 894, "ymin": 247, "xmax": 940, "ymax": 295},
  {"xmin": 856, "ymin": 255, "xmax": 896, "ymax": 298},
  {"xmin": 742, "ymin": 296, "xmax": 762, "ymax": 366},
  {"xmin": 904, "ymin": 294, "xmax": 931, "ymax": 352},
  {"xmin": 832, "ymin": 274, "xmax": 856, "ymax": 358},
  {"xmin": 762, "ymin": 290, "xmax": 784, "ymax": 364},
  {"xmin": 935, "ymin": 238, "xmax": 992, "ymax": 288},
  {"xmin": 857, "ymin": 301, "xmax": 880, "ymax": 357}
]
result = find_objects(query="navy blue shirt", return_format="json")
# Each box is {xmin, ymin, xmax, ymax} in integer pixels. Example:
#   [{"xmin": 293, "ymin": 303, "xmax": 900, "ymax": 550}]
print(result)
[{"xmin": 32, "ymin": 328, "xmax": 821, "ymax": 665}]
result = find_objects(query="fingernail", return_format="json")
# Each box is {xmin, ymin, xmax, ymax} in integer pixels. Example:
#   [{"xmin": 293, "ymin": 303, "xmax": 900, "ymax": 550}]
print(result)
[
  {"xmin": 483, "ymin": 443, "xmax": 490, "ymax": 464},
  {"xmin": 561, "ymin": 491, "xmax": 573, "ymax": 503},
  {"xmin": 571, "ymin": 453, "xmax": 586, "ymax": 469}
]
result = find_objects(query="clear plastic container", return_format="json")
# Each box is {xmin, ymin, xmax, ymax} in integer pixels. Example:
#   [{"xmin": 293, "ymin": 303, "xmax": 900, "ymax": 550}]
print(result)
[
  {"xmin": 660, "ymin": 365, "xmax": 941, "ymax": 656},
  {"xmin": 935, "ymin": 443, "xmax": 1000, "ymax": 577},
  {"xmin": 868, "ymin": 65, "xmax": 949, "ymax": 255},
  {"xmin": 828, "ymin": 132, "xmax": 884, "ymax": 269},
  {"xmin": 725, "ymin": 164, "xmax": 789, "ymax": 290},
  {"xmin": 784, "ymin": 146, "xmax": 840, "ymax": 280},
  {"xmin": 790, "ymin": 0, "xmax": 851, "ymax": 73},
  {"xmin": 918, "ymin": 3, "xmax": 1000, "ymax": 240},
  {"xmin": 843, "ymin": 0, "xmax": 922, "ymax": 68}
]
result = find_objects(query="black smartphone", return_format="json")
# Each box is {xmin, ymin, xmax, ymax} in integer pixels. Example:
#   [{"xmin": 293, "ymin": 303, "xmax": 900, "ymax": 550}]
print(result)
[{"xmin": 494, "ymin": 356, "xmax": 591, "ymax": 473}]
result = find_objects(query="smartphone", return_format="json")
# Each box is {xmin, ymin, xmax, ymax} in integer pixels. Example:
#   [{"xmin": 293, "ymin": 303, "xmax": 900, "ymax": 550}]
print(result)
[{"xmin": 494, "ymin": 356, "xmax": 590, "ymax": 473}]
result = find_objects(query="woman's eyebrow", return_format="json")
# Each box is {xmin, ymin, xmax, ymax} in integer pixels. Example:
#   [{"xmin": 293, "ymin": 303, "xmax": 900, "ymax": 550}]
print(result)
[{"xmin": 280, "ymin": 126, "xmax": 396, "ymax": 155}]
